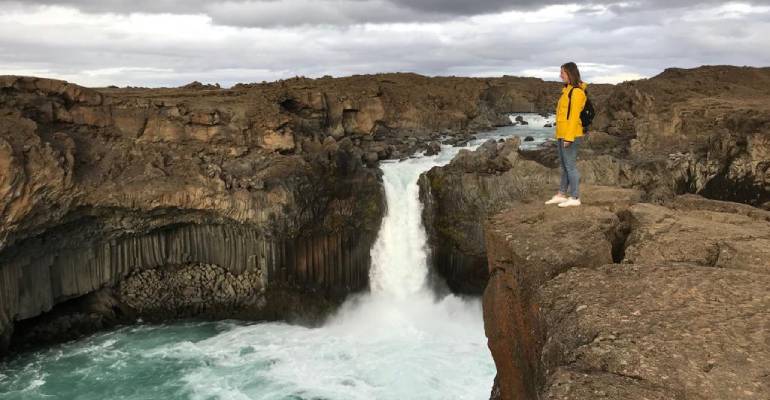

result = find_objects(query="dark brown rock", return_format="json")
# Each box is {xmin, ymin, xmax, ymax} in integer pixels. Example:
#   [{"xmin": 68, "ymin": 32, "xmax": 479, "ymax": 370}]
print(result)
[
  {"xmin": 180, "ymin": 81, "xmax": 221, "ymax": 90},
  {"xmin": 418, "ymin": 137, "xmax": 555, "ymax": 294},
  {"xmin": 0, "ymin": 76, "xmax": 388, "ymax": 355},
  {"xmin": 591, "ymin": 66, "xmax": 770, "ymax": 206},
  {"xmin": 424, "ymin": 141, "xmax": 441, "ymax": 156},
  {"xmin": 483, "ymin": 203, "xmax": 624, "ymax": 399}
]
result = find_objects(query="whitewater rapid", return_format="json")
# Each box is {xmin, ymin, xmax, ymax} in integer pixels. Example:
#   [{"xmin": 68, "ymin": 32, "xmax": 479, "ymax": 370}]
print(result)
[{"xmin": 0, "ymin": 114, "xmax": 553, "ymax": 400}]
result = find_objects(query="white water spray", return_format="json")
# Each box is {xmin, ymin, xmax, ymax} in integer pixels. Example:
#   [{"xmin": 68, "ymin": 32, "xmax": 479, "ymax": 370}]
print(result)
[{"xmin": 509, "ymin": 113, "xmax": 553, "ymax": 127}]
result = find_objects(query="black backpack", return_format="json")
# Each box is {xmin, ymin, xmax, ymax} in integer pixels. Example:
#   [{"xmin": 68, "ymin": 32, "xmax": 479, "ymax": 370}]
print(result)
[{"xmin": 567, "ymin": 86, "xmax": 595, "ymax": 128}]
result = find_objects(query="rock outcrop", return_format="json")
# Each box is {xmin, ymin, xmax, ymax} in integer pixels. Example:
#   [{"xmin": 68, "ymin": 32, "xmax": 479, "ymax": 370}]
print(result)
[
  {"xmin": 483, "ymin": 194, "xmax": 770, "ymax": 399},
  {"xmin": 420, "ymin": 66, "xmax": 770, "ymax": 296},
  {"xmin": 417, "ymin": 134, "xmax": 646, "ymax": 294},
  {"xmin": 589, "ymin": 65, "xmax": 770, "ymax": 205},
  {"xmin": 0, "ymin": 72, "xmax": 563, "ymax": 355},
  {"xmin": 418, "ymin": 137, "xmax": 555, "ymax": 294},
  {"xmin": 622, "ymin": 199, "xmax": 770, "ymax": 274}
]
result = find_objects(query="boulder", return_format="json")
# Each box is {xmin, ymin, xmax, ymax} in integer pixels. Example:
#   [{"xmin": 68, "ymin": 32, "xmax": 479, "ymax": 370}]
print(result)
[
  {"xmin": 363, "ymin": 151, "xmax": 379, "ymax": 166},
  {"xmin": 424, "ymin": 141, "xmax": 442, "ymax": 156}
]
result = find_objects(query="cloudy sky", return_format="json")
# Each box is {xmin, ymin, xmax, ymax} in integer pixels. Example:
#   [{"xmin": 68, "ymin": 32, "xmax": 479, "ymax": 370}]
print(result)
[{"xmin": 0, "ymin": 0, "xmax": 768, "ymax": 87}]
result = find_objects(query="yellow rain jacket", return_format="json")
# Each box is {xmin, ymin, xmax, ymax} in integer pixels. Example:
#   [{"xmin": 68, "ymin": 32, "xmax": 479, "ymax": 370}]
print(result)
[{"xmin": 555, "ymin": 82, "xmax": 588, "ymax": 142}]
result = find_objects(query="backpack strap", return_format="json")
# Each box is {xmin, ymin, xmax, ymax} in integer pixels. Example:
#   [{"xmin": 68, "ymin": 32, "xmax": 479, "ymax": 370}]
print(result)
[{"xmin": 566, "ymin": 86, "xmax": 586, "ymax": 120}]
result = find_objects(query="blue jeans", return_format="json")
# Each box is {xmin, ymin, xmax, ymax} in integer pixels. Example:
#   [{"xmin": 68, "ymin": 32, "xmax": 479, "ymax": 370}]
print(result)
[{"xmin": 557, "ymin": 137, "xmax": 581, "ymax": 198}]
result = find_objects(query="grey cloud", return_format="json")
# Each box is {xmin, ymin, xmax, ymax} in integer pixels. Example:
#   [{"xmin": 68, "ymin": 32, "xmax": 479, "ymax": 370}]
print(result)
[
  {"xmin": 4, "ymin": 0, "xmax": 770, "ymax": 27},
  {"xmin": 1, "ymin": 0, "xmax": 213, "ymax": 14},
  {"xmin": 206, "ymin": 0, "xmax": 425, "ymax": 27},
  {"xmin": 0, "ymin": 0, "xmax": 768, "ymax": 88}
]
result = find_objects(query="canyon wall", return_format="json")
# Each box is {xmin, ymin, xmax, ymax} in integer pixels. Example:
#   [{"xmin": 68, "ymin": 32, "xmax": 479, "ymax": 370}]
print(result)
[{"xmin": 0, "ymin": 73, "xmax": 558, "ymax": 354}]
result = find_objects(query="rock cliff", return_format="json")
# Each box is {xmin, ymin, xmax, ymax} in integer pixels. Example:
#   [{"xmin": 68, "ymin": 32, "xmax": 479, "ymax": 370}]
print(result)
[
  {"xmin": 483, "ymin": 193, "xmax": 770, "ymax": 399},
  {"xmin": 0, "ymin": 73, "xmax": 558, "ymax": 354},
  {"xmin": 418, "ymin": 137, "xmax": 554, "ymax": 294}
]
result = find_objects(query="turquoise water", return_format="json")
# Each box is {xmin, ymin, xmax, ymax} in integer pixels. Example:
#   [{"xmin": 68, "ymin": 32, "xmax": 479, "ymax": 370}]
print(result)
[
  {"xmin": 0, "ymin": 114, "xmax": 553, "ymax": 400},
  {"xmin": 0, "ymin": 310, "xmax": 492, "ymax": 400},
  {"xmin": 0, "ymin": 322, "xmax": 226, "ymax": 399}
]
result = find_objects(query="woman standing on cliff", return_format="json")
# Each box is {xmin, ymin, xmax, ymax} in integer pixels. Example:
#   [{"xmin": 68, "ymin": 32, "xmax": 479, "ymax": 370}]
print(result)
[{"xmin": 545, "ymin": 62, "xmax": 587, "ymax": 207}]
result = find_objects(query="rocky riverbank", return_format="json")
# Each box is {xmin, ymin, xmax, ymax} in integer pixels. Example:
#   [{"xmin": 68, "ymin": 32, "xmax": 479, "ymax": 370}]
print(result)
[{"xmin": 0, "ymin": 73, "xmax": 558, "ymax": 355}]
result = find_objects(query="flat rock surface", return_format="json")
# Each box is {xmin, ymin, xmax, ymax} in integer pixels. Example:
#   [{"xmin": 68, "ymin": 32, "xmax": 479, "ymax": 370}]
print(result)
[
  {"xmin": 623, "ymin": 202, "xmax": 770, "ymax": 275},
  {"xmin": 484, "ymin": 194, "xmax": 770, "ymax": 400},
  {"xmin": 540, "ymin": 264, "xmax": 770, "ymax": 400}
]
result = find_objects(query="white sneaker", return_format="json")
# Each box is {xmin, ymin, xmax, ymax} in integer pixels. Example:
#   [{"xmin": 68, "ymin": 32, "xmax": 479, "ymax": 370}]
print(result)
[
  {"xmin": 558, "ymin": 197, "xmax": 581, "ymax": 207},
  {"xmin": 544, "ymin": 194, "xmax": 568, "ymax": 205}
]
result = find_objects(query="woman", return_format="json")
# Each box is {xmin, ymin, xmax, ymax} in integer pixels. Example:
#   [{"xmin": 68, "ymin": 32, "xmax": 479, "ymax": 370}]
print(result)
[{"xmin": 545, "ymin": 62, "xmax": 587, "ymax": 207}]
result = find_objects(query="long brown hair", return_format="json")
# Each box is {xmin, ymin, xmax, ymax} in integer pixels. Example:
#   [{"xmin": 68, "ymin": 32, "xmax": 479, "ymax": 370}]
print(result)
[{"xmin": 561, "ymin": 62, "xmax": 582, "ymax": 87}]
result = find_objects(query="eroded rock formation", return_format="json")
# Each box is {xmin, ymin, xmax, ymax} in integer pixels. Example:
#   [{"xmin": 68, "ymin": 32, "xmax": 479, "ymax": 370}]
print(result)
[
  {"xmin": 591, "ymin": 65, "xmax": 770, "ymax": 205},
  {"xmin": 412, "ymin": 66, "xmax": 770, "ymax": 398},
  {"xmin": 0, "ymin": 72, "xmax": 559, "ymax": 355},
  {"xmin": 418, "ymin": 137, "xmax": 554, "ymax": 294}
]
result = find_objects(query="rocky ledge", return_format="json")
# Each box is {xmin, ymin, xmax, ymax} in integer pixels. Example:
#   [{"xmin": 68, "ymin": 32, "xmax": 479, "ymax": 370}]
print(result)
[
  {"xmin": 484, "ymin": 191, "xmax": 770, "ymax": 399},
  {"xmin": 0, "ymin": 72, "xmax": 560, "ymax": 356}
]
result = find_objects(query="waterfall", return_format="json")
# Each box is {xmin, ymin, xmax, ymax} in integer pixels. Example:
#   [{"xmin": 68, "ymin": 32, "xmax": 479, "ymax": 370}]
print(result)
[
  {"xmin": 368, "ymin": 159, "xmax": 432, "ymax": 297},
  {"xmin": 367, "ymin": 125, "xmax": 524, "ymax": 298}
]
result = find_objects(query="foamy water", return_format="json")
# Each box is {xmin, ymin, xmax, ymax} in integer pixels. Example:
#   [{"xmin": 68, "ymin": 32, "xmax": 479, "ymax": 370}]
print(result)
[{"xmin": 506, "ymin": 113, "xmax": 556, "ymax": 150}]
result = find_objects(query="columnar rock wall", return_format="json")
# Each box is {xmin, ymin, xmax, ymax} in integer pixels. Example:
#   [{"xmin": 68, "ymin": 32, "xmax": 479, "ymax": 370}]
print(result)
[{"xmin": 0, "ymin": 223, "xmax": 374, "ymax": 322}]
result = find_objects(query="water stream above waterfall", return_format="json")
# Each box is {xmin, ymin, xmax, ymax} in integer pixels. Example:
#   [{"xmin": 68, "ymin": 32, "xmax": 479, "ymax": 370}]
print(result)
[{"xmin": 0, "ymin": 114, "xmax": 553, "ymax": 400}]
